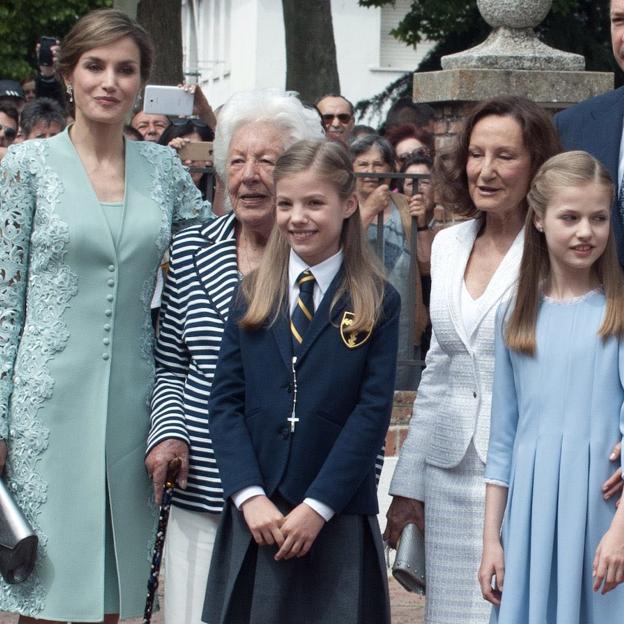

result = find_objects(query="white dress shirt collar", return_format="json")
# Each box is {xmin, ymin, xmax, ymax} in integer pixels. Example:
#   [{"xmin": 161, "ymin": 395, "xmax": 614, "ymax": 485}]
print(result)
[{"xmin": 288, "ymin": 249, "xmax": 343, "ymax": 302}]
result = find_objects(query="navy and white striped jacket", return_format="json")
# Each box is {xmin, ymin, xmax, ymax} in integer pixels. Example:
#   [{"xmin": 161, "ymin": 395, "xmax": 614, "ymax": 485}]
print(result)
[{"xmin": 147, "ymin": 212, "xmax": 238, "ymax": 512}]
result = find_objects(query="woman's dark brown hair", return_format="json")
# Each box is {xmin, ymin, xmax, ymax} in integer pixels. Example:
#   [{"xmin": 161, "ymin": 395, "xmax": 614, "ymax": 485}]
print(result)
[
  {"xmin": 436, "ymin": 96, "xmax": 561, "ymax": 218},
  {"xmin": 57, "ymin": 9, "xmax": 154, "ymax": 84},
  {"xmin": 384, "ymin": 123, "xmax": 434, "ymax": 159}
]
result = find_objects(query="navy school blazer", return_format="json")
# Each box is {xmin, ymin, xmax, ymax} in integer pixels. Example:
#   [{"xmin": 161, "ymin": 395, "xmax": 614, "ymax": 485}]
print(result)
[{"xmin": 207, "ymin": 272, "xmax": 400, "ymax": 516}]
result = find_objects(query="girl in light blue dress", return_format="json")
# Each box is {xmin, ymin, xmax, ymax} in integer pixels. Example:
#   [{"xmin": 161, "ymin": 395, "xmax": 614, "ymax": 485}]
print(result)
[{"xmin": 480, "ymin": 151, "xmax": 624, "ymax": 623}]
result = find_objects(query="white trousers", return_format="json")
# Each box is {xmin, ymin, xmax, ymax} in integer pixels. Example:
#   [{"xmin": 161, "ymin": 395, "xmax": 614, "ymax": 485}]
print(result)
[{"xmin": 164, "ymin": 505, "xmax": 220, "ymax": 624}]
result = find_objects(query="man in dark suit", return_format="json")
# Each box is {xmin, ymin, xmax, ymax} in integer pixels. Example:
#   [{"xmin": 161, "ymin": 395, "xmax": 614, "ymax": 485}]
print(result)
[{"xmin": 555, "ymin": 0, "xmax": 624, "ymax": 261}]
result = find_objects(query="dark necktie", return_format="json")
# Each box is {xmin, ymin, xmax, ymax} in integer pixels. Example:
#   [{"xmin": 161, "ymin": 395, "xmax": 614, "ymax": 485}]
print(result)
[{"xmin": 290, "ymin": 269, "xmax": 315, "ymax": 352}]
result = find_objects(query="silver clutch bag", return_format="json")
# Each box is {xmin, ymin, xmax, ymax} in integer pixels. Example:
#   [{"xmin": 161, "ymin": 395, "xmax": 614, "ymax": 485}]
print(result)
[
  {"xmin": 0, "ymin": 478, "xmax": 38, "ymax": 584},
  {"xmin": 392, "ymin": 522, "xmax": 425, "ymax": 594}
]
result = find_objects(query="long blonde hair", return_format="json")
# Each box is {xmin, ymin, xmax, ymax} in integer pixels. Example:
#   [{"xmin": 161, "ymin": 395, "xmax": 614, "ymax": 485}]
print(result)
[
  {"xmin": 239, "ymin": 139, "xmax": 387, "ymax": 334},
  {"xmin": 506, "ymin": 151, "xmax": 624, "ymax": 355}
]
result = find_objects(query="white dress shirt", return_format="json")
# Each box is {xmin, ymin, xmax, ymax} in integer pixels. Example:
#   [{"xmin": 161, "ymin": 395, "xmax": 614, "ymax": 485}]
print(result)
[{"xmin": 232, "ymin": 249, "xmax": 344, "ymax": 522}]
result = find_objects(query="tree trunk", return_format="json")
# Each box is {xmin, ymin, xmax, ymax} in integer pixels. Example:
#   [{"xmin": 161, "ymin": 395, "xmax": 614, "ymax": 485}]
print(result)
[
  {"xmin": 282, "ymin": 0, "xmax": 340, "ymax": 104},
  {"xmin": 136, "ymin": 0, "xmax": 183, "ymax": 85}
]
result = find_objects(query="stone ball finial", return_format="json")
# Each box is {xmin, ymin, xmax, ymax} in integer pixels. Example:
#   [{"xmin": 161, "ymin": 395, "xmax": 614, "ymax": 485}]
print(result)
[
  {"xmin": 442, "ymin": 0, "xmax": 583, "ymax": 71},
  {"xmin": 477, "ymin": 0, "xmax": 552, "ymax": 30}
]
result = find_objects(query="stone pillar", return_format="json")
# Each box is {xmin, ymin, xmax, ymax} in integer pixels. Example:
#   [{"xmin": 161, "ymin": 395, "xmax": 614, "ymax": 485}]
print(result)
[{"xmin": 412, "ymin": 0, "xmax": 613, "ymax": 153}]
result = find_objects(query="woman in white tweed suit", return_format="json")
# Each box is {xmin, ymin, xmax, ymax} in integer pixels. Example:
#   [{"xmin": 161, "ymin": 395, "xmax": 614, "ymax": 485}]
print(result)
[{"xmin": 385, "ymin": 97, "xmax": 561, "ymax": 624}]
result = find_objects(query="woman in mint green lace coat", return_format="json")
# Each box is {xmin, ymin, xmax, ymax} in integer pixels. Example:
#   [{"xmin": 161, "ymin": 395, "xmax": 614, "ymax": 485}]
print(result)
[{"xmin": 0, "ymin": 10, "xmax": 211, "ymax": 623}]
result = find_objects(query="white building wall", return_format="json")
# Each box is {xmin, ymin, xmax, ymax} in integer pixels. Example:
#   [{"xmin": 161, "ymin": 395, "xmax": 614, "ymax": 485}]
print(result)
[
  {"xmin": 254, "ymin": 0, "xmax": 287, "ymax": 90},
  {"xmin": 182, "ymin": 0, "xmax": 433, "ymax": 123}
]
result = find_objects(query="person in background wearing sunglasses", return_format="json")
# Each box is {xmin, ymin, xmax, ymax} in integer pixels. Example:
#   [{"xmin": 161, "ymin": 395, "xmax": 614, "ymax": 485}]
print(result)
[
  {"xmin": 315, "ymin": 93, "xmax": 355, "ymax": 144},
  {"xmin": 0, "ymin": 102, "xmax": 18, "ymax": 148}
]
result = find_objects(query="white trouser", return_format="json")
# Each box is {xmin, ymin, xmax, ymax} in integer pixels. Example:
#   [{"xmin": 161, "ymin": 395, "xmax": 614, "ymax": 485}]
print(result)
[{"xmin": 164, "ymin": 505, "xmax": 220, "ymax": 624}]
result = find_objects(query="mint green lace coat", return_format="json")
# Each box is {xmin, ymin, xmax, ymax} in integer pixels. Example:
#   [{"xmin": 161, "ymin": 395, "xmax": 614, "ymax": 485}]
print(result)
[{"xmin": 0, "ymin": 129, "xmax": 212, "ymax": 619}]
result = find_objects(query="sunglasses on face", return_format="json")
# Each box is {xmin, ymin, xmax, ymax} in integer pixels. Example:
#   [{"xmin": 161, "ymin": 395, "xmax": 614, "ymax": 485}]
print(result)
[
  {"xmin": 170, "ymin": 117, "xmax": 210, "ymax": 129},
  {"xmin": 0, "ymin": 124, "xmax": 16, "ymax": 141},
  {"xmin": 322, "ymin": 113, "xmax": 352, "ymax": 125}
]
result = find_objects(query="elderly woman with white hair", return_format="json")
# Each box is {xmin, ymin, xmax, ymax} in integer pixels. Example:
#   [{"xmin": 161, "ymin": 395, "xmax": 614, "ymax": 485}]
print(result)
[{"xmin": 144, "ymin": 88, "xmax": 323, "ymax": 622}]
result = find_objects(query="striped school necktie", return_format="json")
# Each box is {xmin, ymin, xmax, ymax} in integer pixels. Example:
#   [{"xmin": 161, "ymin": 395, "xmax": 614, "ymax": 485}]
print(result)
[{"xmin": 291, "ymin": 269, "xmax": 315, "ymax": 352}]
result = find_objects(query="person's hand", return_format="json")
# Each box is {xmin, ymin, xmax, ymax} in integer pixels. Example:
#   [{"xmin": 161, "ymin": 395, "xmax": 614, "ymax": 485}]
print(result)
[
  {"xmin": 383, "ymin": 496, "xmax": 425, "ymax": 549},
  {"xmin": 408, "ymin": 194, "xmax": 428, "ymax": 228},
  {"xmin": 167, "ymin": 136, "xmax": 196, "ymax": 169},
  {"xmin": 274, "ymin": 503, "xmax": 325, "ymax": 560},
  {"xmin": 366, "ymin": 184, "xmax": 390, "ymax": 215},
  {"xmin": 178, "ymin": 83, "xmax": 216, "ymax": 129},
  {"xmin": 167, "ymin": 136, "xmax": 191, "ymax": 152},
  {"xmin": 241, "ymin": 495, "xmax": 285, "ymax": 546},
  {"xmin": 602, "ymin": 441, "xmax": 622, "ymax": 506},
  {"xmin": 167, "ymin": 136, "xmax": 195, "ymax": 168},
  {"xmin": 593, "ymin": 518, "xmax": 624, "ymax": 594},
  {"xmin": 359, "ymin": 184, "xmax": 390, "ymax": 226},
  {"xmin": 144, "ymin": 439, "xmax": 189, "ymax": 504},
  {"xmin": 479, "ymin": 539, "xmax": 505, "ymax": 606},
  {"xmin": 36, "ymin": 41, "xmax": 60, "ymax": 77},
  {"xmin": 0, "ymin": 440, "xmax": 8, "ymax": 474}
]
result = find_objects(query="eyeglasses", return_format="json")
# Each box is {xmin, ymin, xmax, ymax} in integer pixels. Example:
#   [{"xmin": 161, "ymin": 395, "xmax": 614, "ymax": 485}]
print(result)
[
  {"xmin": 170, "ymin": 117, "xmax": 210, "ymax": 129},
  {"xmin": 322, "ymin": 113, "xmax": 352, "ymax": 125},
  {"xmin": 0, "ymin": 124, "xmax": 16, "ymax": 141}
]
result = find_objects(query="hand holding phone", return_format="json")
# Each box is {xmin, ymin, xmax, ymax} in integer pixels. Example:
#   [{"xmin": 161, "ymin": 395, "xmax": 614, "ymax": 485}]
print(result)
[
  {"xmin": 38, "ymin": 36, "xmax": 58, "ymax": 67},
  {"xmin": 143, "ymin": 85, "xmax": 194, "ymax": 117},
  {"xmin": 179, "ymin": 142, "xmax": 213, "ymax": 162}
]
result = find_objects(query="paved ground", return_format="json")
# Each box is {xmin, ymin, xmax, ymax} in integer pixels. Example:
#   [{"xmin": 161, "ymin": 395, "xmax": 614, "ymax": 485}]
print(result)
[
  {"xmin": 0, "ymin": 577, "xmax": 424, "ymax": 623},
  {"xmin": 388, "ymin": 577, "xmax": 425, "ymax": 623}
]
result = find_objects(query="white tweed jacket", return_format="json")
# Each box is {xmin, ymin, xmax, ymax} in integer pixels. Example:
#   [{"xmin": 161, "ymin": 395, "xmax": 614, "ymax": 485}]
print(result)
[{"xmin": 390, "ymin": 219, "xmax": 524, "ymax": 501}]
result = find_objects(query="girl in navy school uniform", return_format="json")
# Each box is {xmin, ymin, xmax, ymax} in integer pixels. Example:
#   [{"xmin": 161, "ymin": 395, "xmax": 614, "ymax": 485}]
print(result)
[
  {"xmin": 480, "ymin": 151, "xmax": 624, "ymax": 623},
  {"xmin": 202, "ymin": 139, "xmax": 400, "ymax": 624}
]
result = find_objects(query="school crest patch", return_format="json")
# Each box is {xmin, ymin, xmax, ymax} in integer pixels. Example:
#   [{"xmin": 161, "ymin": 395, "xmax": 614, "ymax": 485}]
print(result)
[{"xmin": 339, "ymin": 311, "xmax": 372, "ymax": 349}]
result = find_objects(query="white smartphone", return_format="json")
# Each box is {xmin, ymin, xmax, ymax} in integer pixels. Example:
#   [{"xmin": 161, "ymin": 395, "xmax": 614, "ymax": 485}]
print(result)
[{"xmin": 143, "ymin": 85, "xmax": 194, "ymax": 117}]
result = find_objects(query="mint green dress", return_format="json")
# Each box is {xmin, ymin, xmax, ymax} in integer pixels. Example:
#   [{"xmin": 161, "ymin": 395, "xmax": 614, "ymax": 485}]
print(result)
[{"xmin": 0, "ymin": 129, "xmax": 212, "ymax": 620}]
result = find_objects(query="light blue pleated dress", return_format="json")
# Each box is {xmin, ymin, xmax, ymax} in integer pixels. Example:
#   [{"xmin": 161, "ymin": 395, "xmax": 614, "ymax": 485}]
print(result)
[{"xmin": 486, "ymin": 290, "xmax": 624, "ymax": 623}]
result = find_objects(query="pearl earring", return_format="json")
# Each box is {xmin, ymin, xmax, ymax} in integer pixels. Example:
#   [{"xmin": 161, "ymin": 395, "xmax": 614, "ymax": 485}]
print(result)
[{"xmin": 66, "ymin": 84, "xmax": 73, "ymax": 103}]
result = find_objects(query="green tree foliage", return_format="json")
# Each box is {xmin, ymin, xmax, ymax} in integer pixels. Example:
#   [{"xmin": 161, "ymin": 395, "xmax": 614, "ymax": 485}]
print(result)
[
  {"xmin": 0, "ymin": 0, "xmax": 112, "ymax": 80},
  {"xmin": 357, "ymin": 0, "xmax": 620, "ymax": 117}
]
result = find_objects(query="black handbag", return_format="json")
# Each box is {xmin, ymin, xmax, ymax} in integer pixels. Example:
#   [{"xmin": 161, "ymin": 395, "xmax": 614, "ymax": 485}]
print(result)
[{"xmin": 0, "ymin": 478, "xmax": 38, "ymax": 584}]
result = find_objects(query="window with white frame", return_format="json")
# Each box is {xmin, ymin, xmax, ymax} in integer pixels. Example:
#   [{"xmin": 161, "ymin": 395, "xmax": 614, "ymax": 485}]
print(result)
[
  {"xmin": 379, "ymin": 0, "xmax": 435, "ymax": 70},
  {"xmin": 182, "ymin": 0, "xmax": 230, "ymax": 83}
]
